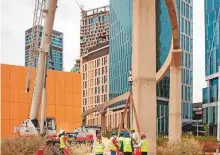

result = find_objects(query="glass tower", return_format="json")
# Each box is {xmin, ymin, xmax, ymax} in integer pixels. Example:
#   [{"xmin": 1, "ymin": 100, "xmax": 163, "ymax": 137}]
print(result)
[
  {"xmin": 25, "ymin": 26, "xmax": 63, "ymax": 71},
  {"xmin": 109, "ymin": 0, "xmax": 193, "ymax": 133},
  {"xmin": 202, "ymin": 0, "xmax": 220, "ymax": 136}
]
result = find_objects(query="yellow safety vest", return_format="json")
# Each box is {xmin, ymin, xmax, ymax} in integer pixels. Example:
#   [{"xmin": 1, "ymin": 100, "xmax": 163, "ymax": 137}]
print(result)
[
  {"xmin": 94, "ymin": 140, "xmax": 105, "ymax": 153},
  {"xmin": 123, "ymin": 137, "xmax": 132, "ymax": 152},
  {"xmin": 109, "ymin": 137, "xmax": 117, "ymax": 151},
  {"xmin": 118, "ymin": 137, "xmax": 124, "ymax": 148},
  {"xmin": 140, "ymin": 139, "xmax": 148, "ymax": 152},
  {"xmin": 60, "ymin": 135, "xmax": 66, "ymax": 149}
]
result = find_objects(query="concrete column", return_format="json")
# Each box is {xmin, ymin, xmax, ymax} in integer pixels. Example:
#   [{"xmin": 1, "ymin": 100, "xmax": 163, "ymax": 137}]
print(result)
[
  {"xmin": 132, "ymin": 0, "xmax": 156, "ymax": 154},
  {"xmin": 82, "ymin": 117, "xmax": 86, "ymax": 126},
  {"xmin": 101, "ymin": 111, "xmax": 107, "ymax": 132},
  {"xmin": 169, "ymin": 65, "xmax": 182, "ymax": 141}
]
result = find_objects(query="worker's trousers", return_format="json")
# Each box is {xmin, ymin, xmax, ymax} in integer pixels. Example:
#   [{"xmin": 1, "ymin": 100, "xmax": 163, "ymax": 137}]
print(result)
[
  {"xmin": 141, "ymin": 153, "xmax": 148, "ymax": 155},
  {"xmin": 124, "ymin": 152, "xmax": 132, "ymax": 155}
]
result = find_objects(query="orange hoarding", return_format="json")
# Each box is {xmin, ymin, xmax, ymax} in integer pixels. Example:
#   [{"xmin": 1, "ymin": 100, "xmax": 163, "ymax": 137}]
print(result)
[{"xmin": 1, "ymin": 64, "xmax": 82, "ymax": 138}]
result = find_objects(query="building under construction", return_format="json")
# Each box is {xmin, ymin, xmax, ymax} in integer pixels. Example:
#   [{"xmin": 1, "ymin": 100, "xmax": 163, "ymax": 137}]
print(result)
[{"xmin": 80, "ymin": 6, "xmax": 109, "ymax": 56}]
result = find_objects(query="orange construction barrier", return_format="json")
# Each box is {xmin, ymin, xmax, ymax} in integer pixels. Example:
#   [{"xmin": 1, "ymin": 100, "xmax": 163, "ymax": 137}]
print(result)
[{"xmin": 36, "ymin": 149, "xmax": 43, "ymax": 155}]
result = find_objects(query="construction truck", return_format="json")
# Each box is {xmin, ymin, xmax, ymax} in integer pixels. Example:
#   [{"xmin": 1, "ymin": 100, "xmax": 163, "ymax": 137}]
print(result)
[{"xmin": 14, "ymin": 0, "xmax": 58, "ymax": 137}]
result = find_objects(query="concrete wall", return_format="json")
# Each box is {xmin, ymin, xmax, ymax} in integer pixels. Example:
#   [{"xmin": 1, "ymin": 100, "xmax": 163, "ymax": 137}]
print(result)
[{"xmin": 1, "ymin": 64, "xmax": 81, "ymax": 138}]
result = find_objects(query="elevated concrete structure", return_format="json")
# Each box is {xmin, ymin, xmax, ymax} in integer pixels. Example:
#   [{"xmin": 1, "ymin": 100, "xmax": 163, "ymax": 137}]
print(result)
[{"xmin": 82, "ymin": 0, "xmax": 181, "ymax": 154}]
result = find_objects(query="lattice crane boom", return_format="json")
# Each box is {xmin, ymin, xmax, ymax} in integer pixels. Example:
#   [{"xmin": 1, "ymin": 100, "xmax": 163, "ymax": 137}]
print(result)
[{"xmin": 26, "ymin": 0, "xmax": 47, "ymax": 93}]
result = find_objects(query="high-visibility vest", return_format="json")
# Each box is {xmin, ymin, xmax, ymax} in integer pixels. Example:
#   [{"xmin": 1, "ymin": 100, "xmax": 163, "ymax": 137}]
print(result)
[
  {"xmin": 140, "ymin": 139, "xmax": 148, "ymax": 152},
  {"xmin": 109, "ymin": 137, "xmax": 117, "ymax": 151},
  {"xmin": 94, "ymin": 140, "xmax": 105, "ymax": 153},
  {"xmin": 60, "ymin": 135, "xmax": 66, "ymax": 149},
  {"xmin": 123, "ymin": 137, "xmax": 132, "ymax": 152},
  {"xmin": 118, "ymin": 137, "xmax": 124, "ymax": 148}
]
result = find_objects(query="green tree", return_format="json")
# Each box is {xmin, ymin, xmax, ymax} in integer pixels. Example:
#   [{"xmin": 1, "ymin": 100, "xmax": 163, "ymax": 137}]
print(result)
[{"xmin": 204, "ymin": 124, "xmax": 209, "ymax": 136}]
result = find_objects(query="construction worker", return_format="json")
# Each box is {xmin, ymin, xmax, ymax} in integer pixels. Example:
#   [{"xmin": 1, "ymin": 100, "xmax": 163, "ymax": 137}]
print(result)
[
  {"xmin": 138, "ymin": 134, "xmax": 148, "ymax": 155},
  {"xmin": 117, "ymin": 131, "xmax": 125, "ymax": 154},
  {"xmin": 131, "ymin": 128, "xmax": 138, "ymax": 144},
  {"xmin": 109, "ymin": 131, "xmax": 119, "ymax": 155},
  {"xmin": 121, "ymin": 131, "xmax": 134, "ymax": 155},
  {"xmin": 93, "ymin": 134, "xmax": 105, "ymax": 155},
  {"xmin": 59, "ymin": 130, "xmax": 69, "ymax": 154}
]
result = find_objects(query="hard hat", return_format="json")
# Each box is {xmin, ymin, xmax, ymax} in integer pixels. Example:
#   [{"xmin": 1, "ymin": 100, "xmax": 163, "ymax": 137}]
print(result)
[
  {"xmin": 131, "ymin": 128, "xmax": 135, "ymax": 131},
  {"xmin": 125, "ymin": 131, "xmax": 130, "ymax": 136},
  {"xmin": 120, "ymin": 131, "xmax": 124, "ymax": 136},
  {"xmin": 97, "ymin": 134, "xmax": 101, "ymax": 138},
  {"xmin": 59, "ymin": 129, "xmax": 64, "ymax": 134},
  {"xmin": 141, "ymin": 134, "xmax": 146, "ymax": 137},
  {"xmin": 112, "ymin": 131, "xmax": 117, "ymax": 135}
]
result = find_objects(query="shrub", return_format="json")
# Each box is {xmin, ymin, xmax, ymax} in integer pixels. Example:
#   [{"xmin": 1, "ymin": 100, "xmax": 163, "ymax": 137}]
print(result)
[
  {"xmin": 159, "ymin": 137, "xmax": 203, "ymax": 155},
  {"xmin": 1, "ymin": 136, "xmax": 45, "ymax": 155},
  {"xmin": 201, "ymin": 141, "xmax": 217, "ymax": 152},
  {"xmin": 157, "ymin": 136, "xmax": 169, "ymax": 147}
]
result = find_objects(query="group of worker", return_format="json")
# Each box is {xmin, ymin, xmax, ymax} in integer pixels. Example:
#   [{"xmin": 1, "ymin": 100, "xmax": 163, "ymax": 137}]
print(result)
[{"xmin": 93, "ymin": 129, "xmax": 148, "ymax": 155}]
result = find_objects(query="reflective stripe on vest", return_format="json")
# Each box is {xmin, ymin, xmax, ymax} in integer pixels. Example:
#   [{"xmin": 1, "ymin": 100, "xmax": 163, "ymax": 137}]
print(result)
[
  {"xmin": 95, "ymin": 140, "xmax": 104, "ymax": 153},
  {"xmin": 140, "ymin": 139, "xmax": 148, "ymax": 152},
  {"xmin": 60, "ymin": 136, "xmax": 66, "ymax": 149},
  {"xmin": 109, "ymin": 137, "xmax": 117, "ymax": 151},
  {"xmin": 123, "ymin": 137, "xmax": 132, "ymax": 152}
]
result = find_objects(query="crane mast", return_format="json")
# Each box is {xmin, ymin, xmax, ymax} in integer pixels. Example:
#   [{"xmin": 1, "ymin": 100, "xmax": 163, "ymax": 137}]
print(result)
[{"xmin": 29, "ymin": 0, "xmax": 57, "ymax": 120}]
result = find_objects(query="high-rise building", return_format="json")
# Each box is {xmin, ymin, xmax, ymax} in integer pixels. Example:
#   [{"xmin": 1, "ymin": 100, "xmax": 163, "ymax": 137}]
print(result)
[
  {"xmin": 109, "ymin": 0, "xmax": 193, "ymax": 132},
  {"xmin": 80, "ymin": 6, "xmax": 110, "ymax": 127},
  {"xmin": 80, "ymin": 6, "xmax": 109, "ymax": 57},
  {"xmin": 202, "ymin": 0, "xmax": 220, "ymax": 137},
  {"xmin": 25, "ymin": 26, "xmax": 63, "ymax": 71},
  {"xmin": 81, "ymin": 42, "xmax": 109, "ymax": 126}
]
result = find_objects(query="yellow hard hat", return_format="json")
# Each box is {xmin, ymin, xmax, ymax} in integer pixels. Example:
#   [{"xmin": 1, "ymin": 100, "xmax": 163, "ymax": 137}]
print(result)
[{"xmin": 131, "ymin": 128, "xmax": 135, "ymax": 131}]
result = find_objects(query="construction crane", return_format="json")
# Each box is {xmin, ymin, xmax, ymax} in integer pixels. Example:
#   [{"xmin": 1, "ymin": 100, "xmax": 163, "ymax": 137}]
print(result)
[
  {"xmin": 73, "ymin": 0, "xmax": 86, "ymax": 17},
  {"xmin": 15, "ymin": 0, "xmax": 58, "ymax": 137}
]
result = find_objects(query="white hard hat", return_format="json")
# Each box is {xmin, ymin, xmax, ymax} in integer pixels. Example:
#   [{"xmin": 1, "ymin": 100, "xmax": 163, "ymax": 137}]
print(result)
[{"xmin": 59, "ymin": 129, "xmax": 64, "ymax": 134}]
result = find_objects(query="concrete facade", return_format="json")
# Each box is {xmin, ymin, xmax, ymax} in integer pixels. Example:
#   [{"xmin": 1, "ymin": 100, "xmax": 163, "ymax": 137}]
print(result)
[{"xmin": 80, "ymin": 6, "xmax": 109, "ymax": 56}]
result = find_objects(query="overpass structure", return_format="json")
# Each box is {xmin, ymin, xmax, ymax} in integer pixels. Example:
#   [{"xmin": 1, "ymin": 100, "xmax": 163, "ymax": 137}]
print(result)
[{"xmin": 82, "ymin": 0, "xmax": 181, "ymax": 154}]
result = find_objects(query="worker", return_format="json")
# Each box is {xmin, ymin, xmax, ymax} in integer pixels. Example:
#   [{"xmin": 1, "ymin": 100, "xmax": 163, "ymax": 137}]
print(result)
[
  {"xmin": 59, "ymin": 130, "xmax": 69, "ymax": 153},
  {"xmin": 109, "ymin": 131, "xmax": 119, "ymax": 155},
  {"xmin": 121, "ymin": 131, "xmax": 134, "ymax": 155},
  {"xmin": 93, "ymin": 134, "xmax": 105, "ymax": 155},
  {"xmin": 117, "ymin": 131, "xmax": 125, "ymax": 153},
  {"xmin": 131, "ymin": 128, "xmax": 138, "ymax": 144},
  {"xmin": 138, "ymin": 134, "xmax": 148, "ymax": 155}
]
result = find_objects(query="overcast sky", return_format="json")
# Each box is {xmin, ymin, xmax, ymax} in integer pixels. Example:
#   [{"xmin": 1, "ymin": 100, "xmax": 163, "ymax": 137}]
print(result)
[{"xmin": 1, "ymin": 0, "xmax": 206, "ymax": 102}]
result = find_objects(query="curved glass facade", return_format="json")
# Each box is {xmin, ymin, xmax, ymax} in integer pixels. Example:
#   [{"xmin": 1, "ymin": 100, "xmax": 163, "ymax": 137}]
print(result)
[{"xmin": 109, "ymin": 0, "xmax": 193, "ymax": 133}]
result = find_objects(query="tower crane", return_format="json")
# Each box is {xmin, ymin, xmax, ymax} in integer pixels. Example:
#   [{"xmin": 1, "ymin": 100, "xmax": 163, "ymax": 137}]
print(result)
[
  {"xmin": 73, "ymin": 0, "xmax": 86, "ymax": 17},
  {"xmin": 15, "ymin": 0, "xmax": 58, "ymax": 136}
]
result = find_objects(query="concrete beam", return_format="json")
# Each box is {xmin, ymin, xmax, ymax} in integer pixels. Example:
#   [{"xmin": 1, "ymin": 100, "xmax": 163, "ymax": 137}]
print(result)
[{"xmin": 132, "ymin": 0, "xmax": 157, "ymax": 154}]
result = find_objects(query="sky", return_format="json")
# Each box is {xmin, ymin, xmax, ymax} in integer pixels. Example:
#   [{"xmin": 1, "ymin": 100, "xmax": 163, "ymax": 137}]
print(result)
[{"xmin": 1, "ymin": 0, "xmax": 206, "ymax": 102}]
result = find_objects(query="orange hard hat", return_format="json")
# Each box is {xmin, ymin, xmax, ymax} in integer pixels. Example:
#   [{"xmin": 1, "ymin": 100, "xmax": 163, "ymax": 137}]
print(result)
[{"xmin": 141, "ymin": 134, "xmax": 146, "ymax": 137}]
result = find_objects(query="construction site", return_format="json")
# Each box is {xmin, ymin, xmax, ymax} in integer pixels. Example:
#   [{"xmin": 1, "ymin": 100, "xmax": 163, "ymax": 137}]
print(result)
[{"xmin": 1, "ymin": 0, "xmax": 220, "ymax": 155}]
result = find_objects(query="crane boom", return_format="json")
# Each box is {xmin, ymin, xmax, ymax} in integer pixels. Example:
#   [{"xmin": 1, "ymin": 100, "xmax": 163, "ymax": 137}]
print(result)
[
  {"xmin": 30, "ymin": 0, "xmax": 58, "ymax": 120},
  {"xmin": 26, "ymin": 0, "xmax": 46, "ymax": 93}
]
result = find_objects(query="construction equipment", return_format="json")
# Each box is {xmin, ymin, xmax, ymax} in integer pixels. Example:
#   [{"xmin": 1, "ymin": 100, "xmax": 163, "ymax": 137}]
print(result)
[
  {"xmin": 73, "ymin": 0, "xmax": 86, "ymax": 17},
  {"xmin": 118, "ymin": 71, "xmax": 141, "ymax": 136},
  {"xmin": 15, "ymin": 0, "xmax": 58, "ymax": 137}
]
